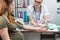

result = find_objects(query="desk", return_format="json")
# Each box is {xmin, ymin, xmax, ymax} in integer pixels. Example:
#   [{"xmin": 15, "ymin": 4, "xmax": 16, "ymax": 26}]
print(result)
[
  {"xmin": 40, "ymin": 29, "xmax": 58, "ymax": 40},
  {"xmin": 15, "ymin": 18, "xmax": 58, "ymax": 40},
  {"xmin": 40, "ymin": 32, "xmax": 57, "ymax": 40},
  {"xmin": 16, "ymin": 28, "xmax": 58, "ymax": 40}
]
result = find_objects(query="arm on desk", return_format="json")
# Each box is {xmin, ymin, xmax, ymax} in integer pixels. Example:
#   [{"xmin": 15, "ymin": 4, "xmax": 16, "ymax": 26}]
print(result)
[
  {"xmin": 23, "ymin": 25, "xmax": 48, "ymax": 32},
  {"xmin": 16, "ymin": 21, "xmax": 48, "ymax": 32},
  {"xmin": 23, "ymin": 25, "xmax": 36, "ymax": 31},
  {"xmin": 16, "ymin": 22, "xmax": 35, "ymax": 31}
]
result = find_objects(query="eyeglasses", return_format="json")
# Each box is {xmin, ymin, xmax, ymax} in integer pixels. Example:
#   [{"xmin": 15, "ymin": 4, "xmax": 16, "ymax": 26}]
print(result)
[{"xmin": 35, "ymin": 1, "xmax": 42, "ymax": 4}]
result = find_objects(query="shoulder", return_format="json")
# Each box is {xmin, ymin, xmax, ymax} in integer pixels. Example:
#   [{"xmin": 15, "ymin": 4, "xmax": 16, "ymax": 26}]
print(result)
[
  {"xmin": 41, "ymin": 3, "xmax": 48, "ymax": 12},
  {"xmin": 27, "ymin": 4, "xmax": 34, "ymax": 11},
  {"xmin": 0, "ymin": 16, "xmax": 8, "ymax": 25},
  {"xmin": 27, "ymin": 4, "xmax": 33, "ymax": 8},
  {"xmin": 0, "ymin": 16, "xmax": 5, "ymax": 21},
  {"xmin": 41, "ymin": 3, "xmax": 48, "ymax": 9},
  {"xmin": 0, "ymin": 16, "xmax": 8, "ymax": 29}
]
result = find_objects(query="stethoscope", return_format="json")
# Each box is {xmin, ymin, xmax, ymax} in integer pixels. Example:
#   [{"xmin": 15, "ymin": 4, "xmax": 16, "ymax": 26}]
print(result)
[{"xmin": 33, "ymin": 5, "xmax": 42, "ymax": 22}]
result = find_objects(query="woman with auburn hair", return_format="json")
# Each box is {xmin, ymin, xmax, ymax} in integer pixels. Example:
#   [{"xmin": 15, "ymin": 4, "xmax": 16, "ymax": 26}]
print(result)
[
  {"xmin": 0, "ymin": 0, "xmax": 24, "ymax": 40},
  {"xmin": 0, "ymin": 0, "xmax": 48, "ymax": 40}
]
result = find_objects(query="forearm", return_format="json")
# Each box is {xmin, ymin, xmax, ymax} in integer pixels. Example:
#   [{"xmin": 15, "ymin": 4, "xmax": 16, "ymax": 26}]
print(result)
[
  {"xmin": 43, "ymin": 16, "xmax": 48, "ymax": 23},
  {"xmin": 43, "ymin": 16, "xmax": 48, "ymax": 26},
  {"xmin": 31, "ymin": 21, "xmax": 38, "ymax": 26},
  {"xmin": 29, "ymin": 16, "xmax": 39, "ymax": 26},
  {"xmin": 23, "ymin": 25, "xmax": 33, "ymax": 30},
  {"xmin": 23, "ymin": 25, "xmax": 48, "ymax": 32},
  {"xmin": 23, "ymin": 25, "xmax": 40, "ymax": 32}
]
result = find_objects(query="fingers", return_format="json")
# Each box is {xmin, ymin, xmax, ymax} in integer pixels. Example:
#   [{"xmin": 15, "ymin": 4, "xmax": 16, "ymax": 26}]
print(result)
[
  {"xmin": 34, "ymin": 27, "xmax": 48, "ymax": 32},
  {"xmin": 41, "ymin": 28, "xmax": 48, "ymax": 31}
]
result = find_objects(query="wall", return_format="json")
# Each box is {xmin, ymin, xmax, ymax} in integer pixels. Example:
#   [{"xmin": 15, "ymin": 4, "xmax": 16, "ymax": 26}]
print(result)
[
  {"xmin": 30, "ymin": 0, "xmax": 60, "ymax": 25},
  {"xmin": 43, "ymin": 0, "xmax": 60, "ymax": 25}
]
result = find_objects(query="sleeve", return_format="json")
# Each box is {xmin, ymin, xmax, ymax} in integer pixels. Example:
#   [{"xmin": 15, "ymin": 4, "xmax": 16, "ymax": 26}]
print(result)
[
  {"xmin": 0, "ymin": 18, "xmax": 7, "ymax": 29},
  {"xmin": 43, "ymin": 5, "xmax": 51, "ymax": 22},
  {"xmin": 27, "ymin": 7, "xmax": 32, "ymax": 16},
  {"xmin": 16, "ymin": 22, "xmax": 24, "ymax": 29},
  {"xmin": 43, "ymin": 6, "xmax": 49, "ymax": 16}
]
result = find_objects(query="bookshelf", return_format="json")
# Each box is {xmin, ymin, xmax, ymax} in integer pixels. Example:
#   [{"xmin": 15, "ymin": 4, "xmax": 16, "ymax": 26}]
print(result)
[{"xmin": 14, "ymin": 0, "xmax": 30, "ymax": 18}]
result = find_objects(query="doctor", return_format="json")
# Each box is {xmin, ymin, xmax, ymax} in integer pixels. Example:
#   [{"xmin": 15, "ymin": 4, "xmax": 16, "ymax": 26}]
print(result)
[{"xmin": 27, "ymin": 0, "xmax": 49, "ymax": 29}]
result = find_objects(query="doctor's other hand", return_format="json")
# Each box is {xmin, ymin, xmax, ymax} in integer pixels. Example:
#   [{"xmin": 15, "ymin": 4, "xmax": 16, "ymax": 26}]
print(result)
[{"xmin": 34, "ymin": 27, "xmax": 48, "ymax": 32}]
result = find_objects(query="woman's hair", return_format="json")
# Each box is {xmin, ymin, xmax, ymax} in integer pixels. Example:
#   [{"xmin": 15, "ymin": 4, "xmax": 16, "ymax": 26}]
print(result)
[
  {"xmin": 0, "ymin": 0, "xmax": 16, "ymax": 24},
  {"xmin": 0, "ymin": 0, "xmax": 7, "ymax": 16},
  {"xmin": 5, "ymin": 0, "xmax": 16, "ymax": 24},
  {"xmin": 5, "ymin": 0, "xmax": 13, "ymax": 6}
]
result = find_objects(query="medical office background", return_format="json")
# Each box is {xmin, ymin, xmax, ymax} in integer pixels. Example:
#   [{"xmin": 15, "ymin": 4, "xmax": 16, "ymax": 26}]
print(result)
[
  {"xmin": 13, "ymin": 0, "xmax": 60, "ymax": 40},
  {"xmin": 13, "ymin": 0, "xmax": 60, "ymax": 25}
]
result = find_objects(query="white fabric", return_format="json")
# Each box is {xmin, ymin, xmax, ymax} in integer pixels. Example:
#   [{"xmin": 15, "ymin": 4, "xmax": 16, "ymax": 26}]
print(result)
[{"xmin": 27, "ymin": 3, "xmax": 49, "ymax": 24}]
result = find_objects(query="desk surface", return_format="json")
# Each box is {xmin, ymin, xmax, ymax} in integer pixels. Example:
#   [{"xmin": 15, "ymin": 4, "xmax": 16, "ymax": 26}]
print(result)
[{"xmin": 17, "ymin": 28, "xmax": 58, "ymax": 33}]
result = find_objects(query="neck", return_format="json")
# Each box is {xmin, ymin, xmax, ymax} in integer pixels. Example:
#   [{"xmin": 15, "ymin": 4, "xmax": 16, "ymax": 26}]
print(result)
[
  {"xmin": 35, "ymin": 5, "xmax": 40, "ymax": 12},
  {"xmin": 2, "ymin": 12, "xmax": 8, "ymax": 17},
  {"xmin": 2, "ymin": 12, "xmax": 9, "ymax": 22}
]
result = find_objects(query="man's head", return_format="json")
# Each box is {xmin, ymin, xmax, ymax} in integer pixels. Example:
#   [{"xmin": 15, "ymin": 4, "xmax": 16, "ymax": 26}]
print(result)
[{"xmin": 34, "ymin": 0, "xmax": 43, "ymax": 8}]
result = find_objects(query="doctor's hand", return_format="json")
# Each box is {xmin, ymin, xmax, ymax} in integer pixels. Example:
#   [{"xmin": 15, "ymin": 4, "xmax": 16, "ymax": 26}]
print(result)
[
  {"xmin": 34, "ymin": 27, "xmax": 48, "ymax": 32},
  {"xmin": 32, "ymin": 22, "xmax": 40, "ymax": 27},
  {"xmin": 44, "ymin": 21, "xmax": 48, "ymax": 26}
]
